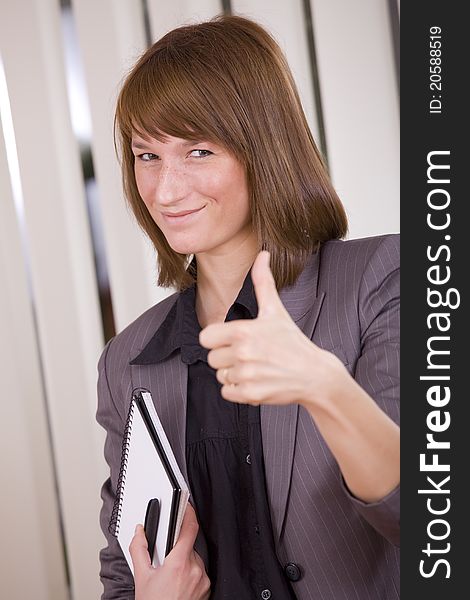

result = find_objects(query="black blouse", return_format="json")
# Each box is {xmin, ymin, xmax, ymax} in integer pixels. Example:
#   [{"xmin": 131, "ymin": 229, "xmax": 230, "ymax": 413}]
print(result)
[{"xmin": 144, "ymin": 268, "xmax": 296, "ymax": 599}]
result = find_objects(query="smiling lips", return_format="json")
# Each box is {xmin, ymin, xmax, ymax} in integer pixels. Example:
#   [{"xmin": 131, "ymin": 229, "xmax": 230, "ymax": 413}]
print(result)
[
  {"xmin": 164, "ymin": 208, "xmax": 202, "ymax": 217},
  {"xmin": 161, "ymin": 205, "xmax": 205, "ymax": 223}
]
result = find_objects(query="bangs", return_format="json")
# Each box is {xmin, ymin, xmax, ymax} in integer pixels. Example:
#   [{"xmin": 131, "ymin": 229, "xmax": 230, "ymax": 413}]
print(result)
[{"xmin": 116, "ymin": 44, "xmax": 246, "ymax": 153}]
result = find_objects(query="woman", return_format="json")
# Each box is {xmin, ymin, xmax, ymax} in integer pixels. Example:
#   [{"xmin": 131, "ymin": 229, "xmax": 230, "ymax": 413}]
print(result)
[{"xmin": 97, "ymin": 15, "xmax": 400, "ymax": 600}]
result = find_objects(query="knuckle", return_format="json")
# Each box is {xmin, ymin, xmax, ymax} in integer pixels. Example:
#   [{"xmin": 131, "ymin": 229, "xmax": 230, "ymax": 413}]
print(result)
[
  {"xmin": 236, "ymin": 341, "xmax": 253, "ymax": 361},
  {"xmin": 220, "ymin": 385, "xmax": 231, "ymax": 399},
  {"xmin": 202, "ymin": 574, "xmax": 211, "ymax": 593},
  {"xmin": 207, "ymin": 349, "xmax": 215, "ymax": 366},
  {"xmin": 233, "ymin": 323, "xmax": 249, "ymax": 341},
  {"xmin": 190, "ymin": 563, "xmax": 204, "ymax": 583}
]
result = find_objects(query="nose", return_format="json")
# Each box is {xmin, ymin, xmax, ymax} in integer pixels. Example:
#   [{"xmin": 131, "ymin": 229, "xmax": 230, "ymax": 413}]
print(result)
[{"xmin": 154, "ymin": 162, "xmax": 188, "ymax": 208}]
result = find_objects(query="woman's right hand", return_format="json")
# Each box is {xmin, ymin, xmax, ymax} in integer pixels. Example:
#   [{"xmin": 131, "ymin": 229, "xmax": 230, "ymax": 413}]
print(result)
[{"xmin": 129, "ymin": 503, "xmax": 211, "ymax": 600}]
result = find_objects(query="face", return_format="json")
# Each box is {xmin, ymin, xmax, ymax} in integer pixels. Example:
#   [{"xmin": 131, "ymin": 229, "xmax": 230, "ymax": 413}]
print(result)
[{"xmin": 132, "ymin": 134, "xmax": 255, "ymax": 257}]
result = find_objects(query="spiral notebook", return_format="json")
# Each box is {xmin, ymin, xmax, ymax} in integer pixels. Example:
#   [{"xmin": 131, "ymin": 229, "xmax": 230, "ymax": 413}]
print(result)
[{"xmin": 109, "ymin": 389, "xmax": 189, "ymax": 573}]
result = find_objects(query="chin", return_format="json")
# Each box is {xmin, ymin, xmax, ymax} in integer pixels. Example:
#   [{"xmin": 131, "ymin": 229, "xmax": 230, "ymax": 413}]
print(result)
[{"xmin": 166, "ymin": 237, "xmax": 207, "ymax": 256}]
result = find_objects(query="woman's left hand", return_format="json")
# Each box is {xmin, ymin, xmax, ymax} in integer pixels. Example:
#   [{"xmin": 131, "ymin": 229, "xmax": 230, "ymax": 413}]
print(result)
[{"xmin": 199, "ymin": 251, "xmax": 347, "ymax": 409}]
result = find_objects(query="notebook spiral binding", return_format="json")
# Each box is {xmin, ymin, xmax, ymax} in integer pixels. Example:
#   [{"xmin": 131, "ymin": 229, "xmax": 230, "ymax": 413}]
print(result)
[{"xmin": 108, "ymin": 399, "xmax": 136, "ymax": 537}]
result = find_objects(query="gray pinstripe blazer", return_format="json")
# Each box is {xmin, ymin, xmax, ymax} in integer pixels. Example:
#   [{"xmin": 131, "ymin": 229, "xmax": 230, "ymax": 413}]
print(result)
[{"xmin": 97, "ymin": 234, "xmax": 400, "ymax": 600}]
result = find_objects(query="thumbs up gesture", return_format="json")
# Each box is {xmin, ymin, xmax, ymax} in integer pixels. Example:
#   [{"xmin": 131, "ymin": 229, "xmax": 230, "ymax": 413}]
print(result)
[{"xmin": 199, "ymin": 251, "xmax": 343, "ymax": 408}]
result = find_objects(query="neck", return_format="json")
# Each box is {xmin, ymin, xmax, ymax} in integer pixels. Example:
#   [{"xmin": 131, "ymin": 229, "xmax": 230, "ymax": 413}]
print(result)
[{"xmin": 194, "ymin": 234, "xmax": 258, "ymax": 327}]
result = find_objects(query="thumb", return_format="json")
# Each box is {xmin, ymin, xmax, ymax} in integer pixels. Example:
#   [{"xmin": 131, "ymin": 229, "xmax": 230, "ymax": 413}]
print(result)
[
  {"xmin": 170, "ymin": 502, "xmax": 199, "ymax": 557},
  {"xmin": 251, "ymin": 251, "xmax": 284, "ymax": 318},
  {"xmin": 129, "ymin": 524, "xmax": 151, "ymax": 578}
]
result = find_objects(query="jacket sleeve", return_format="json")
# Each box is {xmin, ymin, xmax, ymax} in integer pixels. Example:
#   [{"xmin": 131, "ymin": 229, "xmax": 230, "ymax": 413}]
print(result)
[
  {"xmin": 96, "ymin": 339, "xmax": 135, "ymax": 599},
  {"xmin": 344, "ymin": 234, "xmax": 400, "ymax": 547}
]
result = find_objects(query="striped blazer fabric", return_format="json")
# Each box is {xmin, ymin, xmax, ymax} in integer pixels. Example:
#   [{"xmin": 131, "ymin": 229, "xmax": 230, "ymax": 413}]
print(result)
[{"xmin": 97, "ymin": 234, "xmax": 400, "ymax": 599}]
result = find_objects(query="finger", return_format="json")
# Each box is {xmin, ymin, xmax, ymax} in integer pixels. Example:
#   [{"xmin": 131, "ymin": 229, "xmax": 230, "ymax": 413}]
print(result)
[
  {"xmin": 217, "ymin": 358, "xmax": 260, "ymax": 386},
  {"xmin": 207, "ymin": 346, "xmax": 236, "ymax": 370},
  {"xmin": 199, "ymin": 319, "xmax": 249, "ymax": 349},
  {"xmin": 251, "ymin": 251, "xmax": 285, "ymax": 318},
  {"xmin": 129, "ymin": 524, "xmax": 151, "ymax": 578},
  {"xmin": 193, "ymin": 552, "xmax": 211, "ymax": 598},
  {"xmin": 193, "ymin": 550, "xmax": 206, "ymax": 570},
  {"xmin": 216, "ymin": 367, "xmax": 236, "ymax": 386},
  {"xmin": 220, "ymin": 381, "xmax": 262, "ymax": 405},
  {"xmin": 172, "ymin": 502, "xmax": 199, "ymax": 556}
]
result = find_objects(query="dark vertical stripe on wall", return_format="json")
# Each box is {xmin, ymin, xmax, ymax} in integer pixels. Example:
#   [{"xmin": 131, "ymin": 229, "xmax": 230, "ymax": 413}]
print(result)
[
  {"xmin": 141, "ymin": 0, "xmax": 153, "ymax": 47},
  {"xmin": 221, "ymin": 0, "xmax": 232, "ymax": 16},
  {"xmin": 60, "ymin": 1, "xmax": 116, "ymax": 342},
  {"xmin": 387, "ymin": 0, "xmax": 400, "ymax": 96},
  {"xmin": 301, "ymin": 0, "xmax": 329, "ymax": 167}
]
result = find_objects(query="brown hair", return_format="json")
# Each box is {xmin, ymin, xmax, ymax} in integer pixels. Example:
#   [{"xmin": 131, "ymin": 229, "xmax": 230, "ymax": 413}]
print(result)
[{"xmin": 115, "ymin": 15, "xmax": 347, "ymax": 291}]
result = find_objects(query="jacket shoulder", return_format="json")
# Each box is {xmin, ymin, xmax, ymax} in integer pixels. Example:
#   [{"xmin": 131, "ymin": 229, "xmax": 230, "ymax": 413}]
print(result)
[
  {"xmin": 314, "ymin": 234, "xmax": 399, "ymax": 368},
  {"xmin": 321, "ymin": 233, "xmax": 399, "ymax": 267},
  {"xmin": 318, "ymin": 233, "xmax": 399, "ymax": 302}
]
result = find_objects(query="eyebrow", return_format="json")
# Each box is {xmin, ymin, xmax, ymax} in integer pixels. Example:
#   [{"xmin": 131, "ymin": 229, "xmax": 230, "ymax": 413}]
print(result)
[
  {"xmin": 131, "ymin": 138, "xmax": 206, "ymax": 149},
  {"xmin": 131, "ymin": 141, "xmax": 150, "ymax": 149}
]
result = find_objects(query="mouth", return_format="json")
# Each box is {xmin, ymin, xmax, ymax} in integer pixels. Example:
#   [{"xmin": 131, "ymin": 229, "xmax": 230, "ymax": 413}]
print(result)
[{"xmin": 161, "ymin": 205, "xmax": 206, "ymax": 224}]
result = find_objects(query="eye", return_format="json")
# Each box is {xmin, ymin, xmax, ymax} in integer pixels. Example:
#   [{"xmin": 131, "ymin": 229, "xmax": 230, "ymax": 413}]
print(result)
[
  {"xmin": 190, "ymin": 149, "xmax": 213, "ymax": 158},
  {"xmin": 137, "ymin": 152, "xmax": 158, "ymax": 162}
]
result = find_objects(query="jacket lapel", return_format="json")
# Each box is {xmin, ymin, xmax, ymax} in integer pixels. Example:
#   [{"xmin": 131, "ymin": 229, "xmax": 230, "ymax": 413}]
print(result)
[{"xmin": 261, "ymin": 250, "xmax": 325, "ymax": 542}]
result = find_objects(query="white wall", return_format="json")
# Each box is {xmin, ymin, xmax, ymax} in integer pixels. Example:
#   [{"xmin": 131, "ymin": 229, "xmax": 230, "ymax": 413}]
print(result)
[
  {"xmin": 0, "ymin": 1, "xmax": 398, "ymax": 598},
  {"xmin": 311, "ymin": 0, "xmax": 399, "ymax": 237}
]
